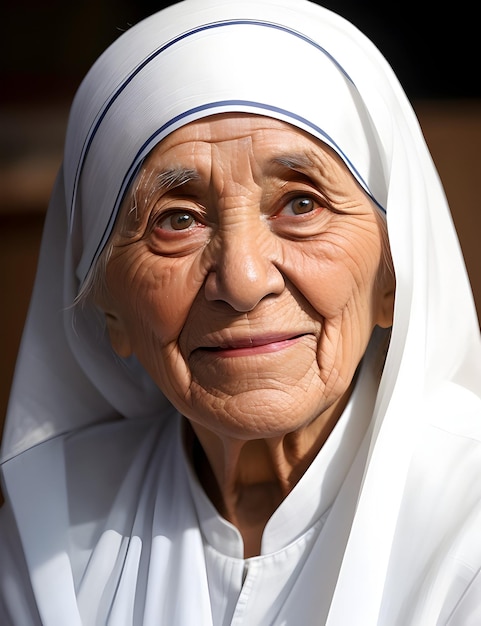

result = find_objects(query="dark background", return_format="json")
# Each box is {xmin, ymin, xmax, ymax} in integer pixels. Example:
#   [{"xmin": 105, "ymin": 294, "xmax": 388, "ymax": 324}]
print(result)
[{"xmin": 1, "ymin": 1, "xmax": 478, "ymax": 105}]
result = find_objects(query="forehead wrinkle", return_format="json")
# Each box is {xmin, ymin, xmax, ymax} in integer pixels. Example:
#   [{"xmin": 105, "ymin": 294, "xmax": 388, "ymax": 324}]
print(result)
[{"xmin": 210, "ymin": 137, "xmax": 261, "ymax": 200}]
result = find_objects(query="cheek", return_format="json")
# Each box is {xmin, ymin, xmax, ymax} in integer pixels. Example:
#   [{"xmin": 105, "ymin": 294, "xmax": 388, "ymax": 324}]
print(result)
[
  {"xmin": 107, "ymin": 249, "xmax": 206, "ymax": 346},
  {"xmin": 283, "ymin": 237, "xmax": 381, "ymax": 321},
  {"xmin": 280, "ymin": 232, "xmax": 383, "ymax": 390}
]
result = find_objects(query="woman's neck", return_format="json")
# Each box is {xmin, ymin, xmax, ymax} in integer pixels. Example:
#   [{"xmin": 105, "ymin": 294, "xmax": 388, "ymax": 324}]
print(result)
[{"xmin": 185, "ymin": 390, "xmax": 351, "ymax": 557}]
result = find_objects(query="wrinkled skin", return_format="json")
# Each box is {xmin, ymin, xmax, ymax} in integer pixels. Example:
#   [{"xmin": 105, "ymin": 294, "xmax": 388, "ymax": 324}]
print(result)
[{"xmin": 100, "ymin": 114, "xmax": 394, "ymax": 555}]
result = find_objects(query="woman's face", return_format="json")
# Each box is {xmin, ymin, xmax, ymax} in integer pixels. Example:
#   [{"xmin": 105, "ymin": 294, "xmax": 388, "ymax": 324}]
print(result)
[{"xmin": 101, "ymin": 114, "xmax": 394, "ymax": 439}]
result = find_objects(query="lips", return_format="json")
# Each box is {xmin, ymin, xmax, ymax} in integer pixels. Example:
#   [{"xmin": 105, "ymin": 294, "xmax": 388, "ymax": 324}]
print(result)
[{"xmin": 195, "ymin": 333, "xmax": 307, "ymax": 357}]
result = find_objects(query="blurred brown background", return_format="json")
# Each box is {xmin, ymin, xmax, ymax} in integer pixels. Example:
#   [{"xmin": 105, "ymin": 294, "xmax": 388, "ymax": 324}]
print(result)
[{"xmin": 1, "ymin": 1, "xmax": 480, "ymax": 439}]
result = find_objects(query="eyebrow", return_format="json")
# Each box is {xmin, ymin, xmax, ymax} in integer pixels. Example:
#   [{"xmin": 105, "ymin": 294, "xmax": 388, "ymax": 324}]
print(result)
[
  {"xmin": 270, "ymin": 153, "xmax": 316, "ymax": 173},
  {"xmin": 128, "ymin": 166, "xmax": 201, "ymax": 220},
  {"xmin": 153, "ymin": 167, "xmax": 201, "ymax": 191}
]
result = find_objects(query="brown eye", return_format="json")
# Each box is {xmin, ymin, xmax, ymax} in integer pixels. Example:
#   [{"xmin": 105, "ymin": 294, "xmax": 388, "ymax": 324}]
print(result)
[
  {"xmin": 278, "ymin": 196, "xmax": 320, "ymax": 217},
  {"xmin": 290, "ymin": 197, "xmax": 315, "ymax": 215},
  {"xmin": 157, "ymin": 212, "xmax": 196, "ymax": 231}
]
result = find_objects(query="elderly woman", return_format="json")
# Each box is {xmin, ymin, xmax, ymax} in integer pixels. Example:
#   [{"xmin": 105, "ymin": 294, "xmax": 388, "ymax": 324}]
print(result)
[{"xmin": 1, "ymin": 0, "xmax": 481, "ymax": 624}]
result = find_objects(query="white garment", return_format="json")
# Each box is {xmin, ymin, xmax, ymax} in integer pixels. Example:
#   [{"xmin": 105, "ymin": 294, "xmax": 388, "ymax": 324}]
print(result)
[
  {"xmin": 1, "ymin": 0, "xmax": 481, "ymax": 624},
  {"xmin": 1, "ymin": 338, "xmax": 480, "ymax": 625}
]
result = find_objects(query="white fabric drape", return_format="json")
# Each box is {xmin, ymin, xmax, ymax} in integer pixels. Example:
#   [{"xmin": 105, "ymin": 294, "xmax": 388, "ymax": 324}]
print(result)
[{"xmin": 1, "ymin": 0, "xmax": 481, "ymax": 624}]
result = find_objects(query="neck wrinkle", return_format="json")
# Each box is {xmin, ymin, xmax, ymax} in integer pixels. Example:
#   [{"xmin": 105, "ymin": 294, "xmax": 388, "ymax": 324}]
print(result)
[{"xmin": 183, "ymin": 386, "xmax": 352, "ymax": 557}]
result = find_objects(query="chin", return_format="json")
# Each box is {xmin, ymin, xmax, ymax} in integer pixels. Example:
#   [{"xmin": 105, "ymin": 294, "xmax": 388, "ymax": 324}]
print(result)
[{"xmin": 183, "ymin": 385, "xmax": 333, "ymax": 440}]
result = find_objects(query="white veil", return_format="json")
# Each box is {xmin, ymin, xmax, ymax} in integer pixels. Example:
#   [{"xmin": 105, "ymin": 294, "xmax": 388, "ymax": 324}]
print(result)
[{"xmin": 2, "ymin": 1, "xmax": 481, "ymax": 623}]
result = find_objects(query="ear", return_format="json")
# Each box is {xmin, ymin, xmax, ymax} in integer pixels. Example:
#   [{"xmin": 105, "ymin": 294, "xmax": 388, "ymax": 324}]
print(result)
[
  {"xmin": 375, "ymin": 272, "xmax": 395, "ymax": 329},
  {"xmin": 104, "ymin": 311, "xmax": 133, "ymax": 358}
]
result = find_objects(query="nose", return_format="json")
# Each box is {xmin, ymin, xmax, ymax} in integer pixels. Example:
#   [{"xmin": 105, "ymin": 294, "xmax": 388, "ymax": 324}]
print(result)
[{"xmin": 204, "ymin": 232, "xmax": 285, "ymax": 312}]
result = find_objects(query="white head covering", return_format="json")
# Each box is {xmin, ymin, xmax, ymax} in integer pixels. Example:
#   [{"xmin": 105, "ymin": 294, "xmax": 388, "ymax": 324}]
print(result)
[{"xmin": 2, "ymin": 0, "xmax": 481, "ymax": 623}]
